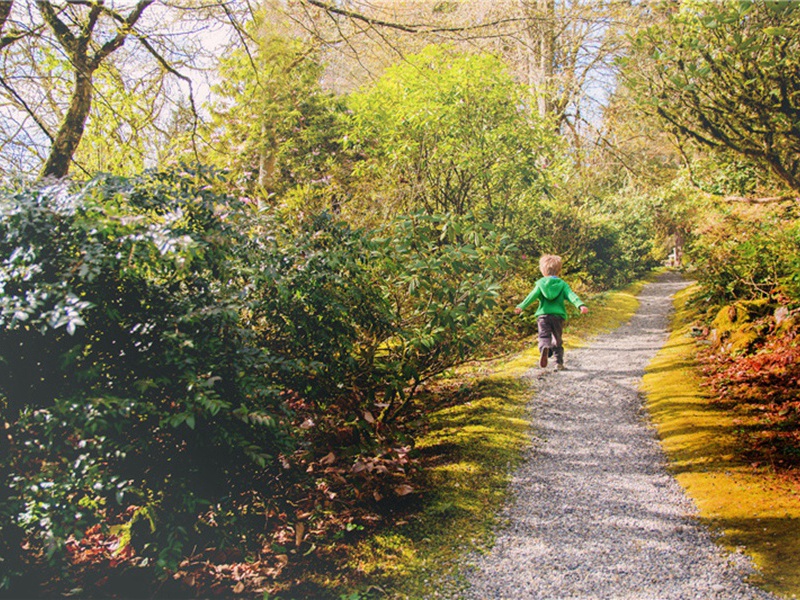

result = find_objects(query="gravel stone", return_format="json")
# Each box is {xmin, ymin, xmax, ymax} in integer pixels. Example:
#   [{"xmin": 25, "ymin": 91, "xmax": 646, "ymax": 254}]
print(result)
[{"xmin": 461, "ymin": 272, "xmax": 777, "ymax": 600}]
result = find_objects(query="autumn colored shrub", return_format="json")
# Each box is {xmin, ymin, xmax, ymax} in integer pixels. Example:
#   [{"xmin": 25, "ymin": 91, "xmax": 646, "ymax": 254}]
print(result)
[{"xmin": 701, "ymin": 313, "xmax": 800, "ymax": 468}]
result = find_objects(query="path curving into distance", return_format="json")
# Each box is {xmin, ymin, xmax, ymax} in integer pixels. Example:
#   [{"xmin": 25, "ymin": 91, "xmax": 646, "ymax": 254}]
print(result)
[{"xmin": 462, "ymin": 272, "xmax": 777, "ymax": 600}]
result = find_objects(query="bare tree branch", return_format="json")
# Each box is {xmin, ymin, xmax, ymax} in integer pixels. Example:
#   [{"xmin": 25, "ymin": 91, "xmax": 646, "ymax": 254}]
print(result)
[
  {"xmin": 724, "ymin": 195, "xmax": 800, "ymax": 205},
  {"xmin": 303, "ymin": 0, "xmax": 533, "ymax": 34},
  {"xmin": 0, "ymin": 0, "xmax": 27, "ymax": 50},
  {"xmin": 89, "ymin": 0, "xmax": 154, "ymax": 70},
  {"xmin": 0, "ymin": 74, "xmax": 54, "ymax": 142},
  {"xmin": 134, "ymin": 34, "xmax": 200, "ymax": 161},
  {"xmin": 218, "ymin": 0, "xmax": 260, "ymax": 84},
  {"xmin": 303, "ymin": 0, "xmax": 420, "ymax": 33},
  {"xmin": 35, "ymin": 1, "xmax": 76, "ymax": 53}
]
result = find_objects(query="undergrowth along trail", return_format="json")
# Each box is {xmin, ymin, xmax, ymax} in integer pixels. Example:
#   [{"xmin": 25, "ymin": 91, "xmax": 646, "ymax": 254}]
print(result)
[{"xmin": 644, "ymin": 283, "xmax": 800, "ymax": 598}]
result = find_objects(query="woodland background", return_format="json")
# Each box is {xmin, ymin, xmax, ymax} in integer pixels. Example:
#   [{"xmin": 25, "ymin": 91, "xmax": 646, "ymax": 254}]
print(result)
[{"xmin": 0, "ymin": 0, "xmax": 798, "ymax": 597}]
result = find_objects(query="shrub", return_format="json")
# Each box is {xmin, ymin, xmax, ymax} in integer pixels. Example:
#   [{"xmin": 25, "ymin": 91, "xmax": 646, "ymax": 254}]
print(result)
[
  {"xmin": 688, "ymin": 204, "xmax": 800, "ymax": 305},
  {"xmin": 0, "ymin": 169, "xmax": 383, "ymax": 588},
  {"xmin": 0, "ymin": 169, "xmax": 515, "ymax": 594},
  {"xmin": 367, "ymin": 212, "xmax": 515, "ymax": 422}
]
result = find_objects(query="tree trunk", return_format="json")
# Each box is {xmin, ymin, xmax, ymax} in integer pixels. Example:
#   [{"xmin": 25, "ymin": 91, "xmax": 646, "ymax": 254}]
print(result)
[
  {"xmin": 536, "ymin": 0, "xmax": 555, "ymax": 119},
  {"xmin": 256, "ymin": 123, "xmax": 278, "ymax": 195},
  {"xmin": 0, "ymin": 1, "xmax": 12, "ymax": 36},
  {"xmin": 35, "ymin": 0, "xmax": 154, "ymax": 179},
  {"xmin": 40, "ymin": 68, "xmax": 94, "ymax": 179},
  {"xmin": 522, "ymin": 0, "xmax": 555, "ymax": 120}
]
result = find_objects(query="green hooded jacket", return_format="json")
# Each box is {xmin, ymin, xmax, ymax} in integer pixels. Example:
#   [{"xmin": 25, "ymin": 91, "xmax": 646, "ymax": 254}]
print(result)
[{"xmin": 516, "ymin": 276, "xmax": 585, "ymax": 319}]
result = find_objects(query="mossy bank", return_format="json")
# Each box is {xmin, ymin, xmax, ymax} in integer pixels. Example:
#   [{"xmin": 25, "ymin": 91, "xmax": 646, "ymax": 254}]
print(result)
[{"xmin": 642, "ymin": 283, "xmax": 800, "ymax": 599}]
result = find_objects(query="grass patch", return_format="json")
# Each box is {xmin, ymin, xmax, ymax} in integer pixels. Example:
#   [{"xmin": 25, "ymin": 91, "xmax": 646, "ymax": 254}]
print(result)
[
  {"xmin": 642, "ymin": 283, "xmax": 800, "ymax": 599},
  {"xmin": 338, "ymin": 275, "xmax": 654, "ymax": 599}
]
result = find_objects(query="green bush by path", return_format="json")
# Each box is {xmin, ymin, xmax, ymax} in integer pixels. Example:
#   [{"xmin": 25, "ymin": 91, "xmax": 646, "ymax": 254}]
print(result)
[
  {"xmin": 688, "ymin": 203, "xmax": 800, "ymax": 306},
  {"xmin": 0, "ymin": 169, "xmax": 515, "ymax": 596}
]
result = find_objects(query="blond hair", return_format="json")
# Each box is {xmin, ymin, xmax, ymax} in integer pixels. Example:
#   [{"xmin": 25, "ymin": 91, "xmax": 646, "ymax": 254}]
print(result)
[{"xmin": 539, "ymin": 254, "xmax": 563, "ymax": 277}]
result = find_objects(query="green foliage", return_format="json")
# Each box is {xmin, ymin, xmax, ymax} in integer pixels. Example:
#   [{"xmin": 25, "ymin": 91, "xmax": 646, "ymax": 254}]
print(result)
[
  {"xmin": 344, "ymin": 45, "xmax": 565, "ymax": 226},
  {"xmin": 340, "ymin": 46, "xmax": 659, "ymax": 291},
  {"xmin": 202, "ymin": 19, "xmax": 343, "ymax": 202},
  {"xmin": 7, "ymin": 398, "xmax": 139, "ymax": 558},
  {"xmin": 624, "ymin": 0, "xmax": 800, "ymax": 192},
  {"xmin": 688, "ymin": 204, "xmax": 800, "ymax": 304},
  {"xmin": 0, "ymin": 169, "xmax": 515, "ymax": 592},
  {"xmin": 75, "ymin": 63, "xmax": 167, "ymax": 176},
  {"xmin": 513, "ymin": 193, "xmax": 661, "ymax": 291},
  {"xmin": 0, "ymin": 168, "xmax": 297, "ymax": 583},
  {"xmin": 369, "ymin": 213, "xmax": 515, "ymax": 420},
  {"xmin": 682, "ymin": 152, "xmax": 772, "ymax": 199}
]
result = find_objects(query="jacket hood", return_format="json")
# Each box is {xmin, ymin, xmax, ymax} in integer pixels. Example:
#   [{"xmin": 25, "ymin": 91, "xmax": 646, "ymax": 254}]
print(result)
[{"xmin": 539, "ymin": 277, "xmax": 567, "ymax": 300}]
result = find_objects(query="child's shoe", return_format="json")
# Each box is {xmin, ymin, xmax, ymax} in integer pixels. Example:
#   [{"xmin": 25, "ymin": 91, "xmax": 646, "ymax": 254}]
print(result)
[
  {"xmin": 539, "ymin": 349, "xmax": 548, "ymax": 368},
  {"xmin": 556, "ymin": 363, "xmax": 566, "ymax": 371}
]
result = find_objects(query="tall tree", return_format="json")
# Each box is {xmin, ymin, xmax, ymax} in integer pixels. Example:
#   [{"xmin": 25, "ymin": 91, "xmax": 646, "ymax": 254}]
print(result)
[
  {"xmin": 289, "ymin": 0, "xmax": 634, "ymax": 161},
  {"xmin": 34, "ymin": 1, "xmax": 153, "ymax": 178},
  {"xmin": 0, "ymin": 0, "xmax": 248, "ymax": 179},
  {"xmin": 201, "ymin": 14, "xmax": 342, "ymax": 202},
  {"xmin": 345, "ymin": 45, "xmax": 564, "ymax": 227},
  {"xmin": 623, "ymin": 0, "xmax": 800, "ymax": 194}
]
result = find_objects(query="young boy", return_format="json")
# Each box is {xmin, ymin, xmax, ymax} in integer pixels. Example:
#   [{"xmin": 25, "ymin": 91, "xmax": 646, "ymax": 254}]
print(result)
[{"xmin": 514, "ymin": 254, "xmax": 588, "ymax": 370}]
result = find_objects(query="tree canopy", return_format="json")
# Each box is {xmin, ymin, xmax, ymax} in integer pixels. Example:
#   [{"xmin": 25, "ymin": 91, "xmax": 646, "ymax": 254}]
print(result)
[
  {"xmin": 624, "ymin": 0, "xmax": 800, "ymax": 194},
  {"xmin": 345, "ymin": 45, "xmax": 563, "ymax": 226}
]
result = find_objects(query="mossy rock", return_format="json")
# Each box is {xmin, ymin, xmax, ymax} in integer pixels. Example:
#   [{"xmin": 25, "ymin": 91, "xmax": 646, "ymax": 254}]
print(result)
[
  {"xmin": 710, "ymin": 299, "xmax": 770, "ymax": 352},
  {"xmin": 740, "ymin": 298, "xmax": 772, "ymax": 318},
  {"xmin": 711, "ymin": 304, "xmax": 750, "ymax": 334},
  {"xmin": 711, "ymin": 299, "xmax": 770, "ymax": 330},
  {"xmin": 726, "ymin": 324, "xmax": 761, "ymax": 355}
]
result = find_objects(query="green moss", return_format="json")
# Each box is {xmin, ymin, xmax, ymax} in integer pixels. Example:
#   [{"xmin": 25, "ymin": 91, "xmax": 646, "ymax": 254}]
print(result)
[
  {"xmin": 345, "ymin": 376, "xmax": 530, "ymax": 599},
  {"xmin": 643, "ymin": 284, "xmax": 800, "ymax": 598},
  {"xmin": 711, "ymin": 304, "xmax": 750, "ymax": 333},
  {"xmin": 563, "ymin": 274, "xmax": 652, "ymax": 349},
  {"xmin": 710, "ymin": 299, "xmax": 772, "ymax": 354},
  {"xmin": 727, "ymin": 326, "xmax": 761, "ymax": 354}
]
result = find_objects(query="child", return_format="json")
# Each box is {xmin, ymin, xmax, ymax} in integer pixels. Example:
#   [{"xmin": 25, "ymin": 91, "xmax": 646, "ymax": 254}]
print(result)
[{"xmin": 514, "ymin": 254, "xmax": 588, "ymax": 370}]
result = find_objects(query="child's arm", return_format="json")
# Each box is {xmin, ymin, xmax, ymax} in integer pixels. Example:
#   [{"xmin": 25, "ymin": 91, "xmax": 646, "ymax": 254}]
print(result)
[
  {"xmin": 565, "ymin": 285, "xmax": 588, "ymax": 314},
  {"xmin": 514, "ymin": 285, "xmax": 542, "ymax": 314}
]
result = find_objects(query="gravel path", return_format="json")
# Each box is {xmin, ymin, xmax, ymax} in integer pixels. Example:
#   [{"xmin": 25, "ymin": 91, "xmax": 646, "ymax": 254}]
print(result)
[{"xmin": 462, "ymin": 272, "xmax": 777, "ymax": 600}]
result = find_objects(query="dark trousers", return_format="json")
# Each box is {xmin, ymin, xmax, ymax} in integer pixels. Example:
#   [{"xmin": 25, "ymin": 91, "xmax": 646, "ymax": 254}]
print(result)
[{"xmin": 537, "ymin": 314, "xmax": 564, "ymax": 365}]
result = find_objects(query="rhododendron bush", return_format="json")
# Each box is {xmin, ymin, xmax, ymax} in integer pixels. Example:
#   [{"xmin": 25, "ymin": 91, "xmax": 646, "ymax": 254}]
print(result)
[{"xmin": 0, "ymin": 169, "xmax": 514, "ymax": 595}]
